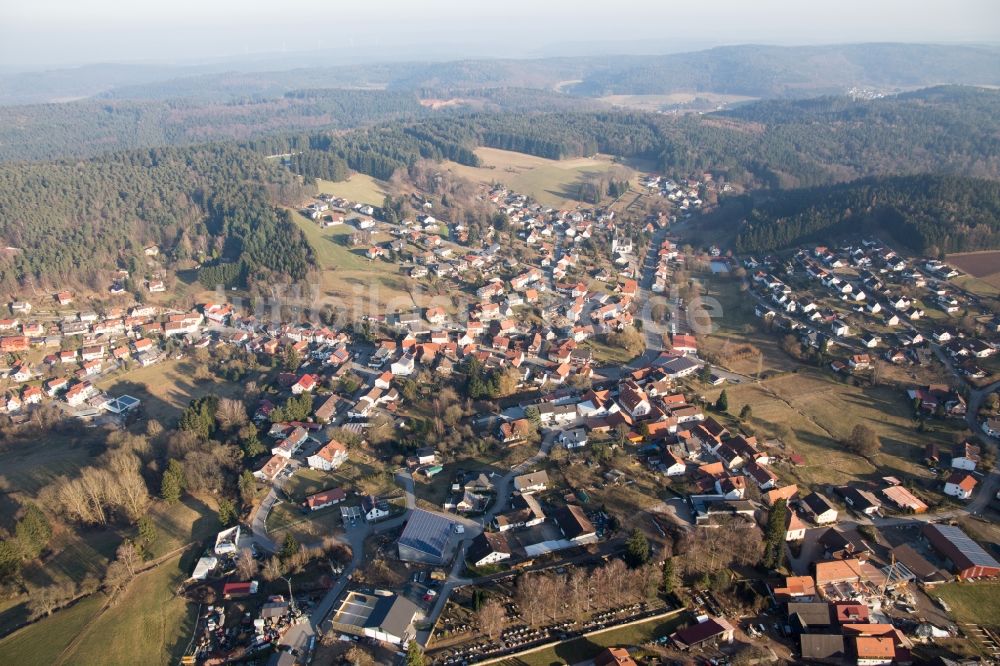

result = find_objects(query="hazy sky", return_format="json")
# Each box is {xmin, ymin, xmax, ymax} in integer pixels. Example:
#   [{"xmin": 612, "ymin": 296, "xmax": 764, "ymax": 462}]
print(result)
[{"xmin": 2, "ymin": 0, "xmax": 999, "ymax": 68}]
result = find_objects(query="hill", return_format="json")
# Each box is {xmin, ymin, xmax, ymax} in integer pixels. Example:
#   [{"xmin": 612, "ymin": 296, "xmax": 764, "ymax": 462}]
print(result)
[
  {"xmin": 734, "ymin": 174, "xmax": 1000, "ymax": 254},
  {"xmin": 0, "ymin": 144, "xmax": 314, "ymax": 295}
]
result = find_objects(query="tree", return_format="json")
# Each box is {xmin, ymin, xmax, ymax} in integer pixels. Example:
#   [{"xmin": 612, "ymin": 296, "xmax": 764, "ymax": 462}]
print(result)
[
  {"xmin": 405, "ymin": 641, "xmax": 425, "ymax": 666},
  {"xmin": 218, "ymin": 498, "xmax": 237, "ymax": 526},
  {"xmin": 238, "ymin": 469, "xmax": 258, "ymax": 505},
  {"xmin": 739, "ymin": 404, "xmax": 753, "ymax": 421},
  {"xmin": 137, "ymin": 516, "xmax": 157, "ymax": 554},
  {"xmin": 845, "ymin": 424, "xmax": 881, "ymax": 459},
  {"xmin": 624, "ymin": 529, "xmax": 650, "ymax": 568},
  {"xmin": 661, "ymin": 556, "xmax": 678, "ymax": 594},
  {"xmin": 280, "ymin": 533, "xmax": 300, "ymax": 561},
  {"xmin": 524, "ymin": 405, "xmax": 541, "ymax": 429},
  {"xmin": 237, "ymin": 548, "xmax": 258, "ymax": 580},
  {"xmin": 762, "ymin": 499, "xmax": 788, "ymax": 570},
  {"xmin": 476, "ymin": 599, "xmax": 507, "ymax": 640},
  {"xmin": 160, "ymin": 458, "xmax": 186, "ymax": 503},
  {"xmin": 344, "ymin": 646, "xmax": 375, "ymax": 666},
  {"xmin": 715, "ymin": 389, "xmax": 729, "ymax": 413},
  {"xmin": 26, "ymin": 582, "xmax": 74, "ymax": 620},
  {"xmin": 14, "ymin": 504, "xmax": 52, "ymax": 560}
]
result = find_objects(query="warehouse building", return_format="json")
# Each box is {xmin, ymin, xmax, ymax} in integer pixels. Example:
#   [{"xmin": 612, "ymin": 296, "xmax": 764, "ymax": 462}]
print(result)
[
  {"xmin": 922, "ymin": 523, "xmax": 1000, "ymax": 579},
  {"xmin": 397, "ymin": 508, "xmax": 457, "ymax": 565}
]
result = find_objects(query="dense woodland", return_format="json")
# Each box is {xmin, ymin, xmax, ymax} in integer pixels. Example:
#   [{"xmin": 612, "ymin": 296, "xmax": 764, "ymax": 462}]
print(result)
[
  {"xmin": 249, "ymin": 87, "xmax": 1000, "ymax": 192},
  {"xmin": 0, "ymin": 144, "xmax": 314, "ymax": 294},
  {"xmin": 734, "ymin": 174, "xmax": 1000, "ymax": 254}
]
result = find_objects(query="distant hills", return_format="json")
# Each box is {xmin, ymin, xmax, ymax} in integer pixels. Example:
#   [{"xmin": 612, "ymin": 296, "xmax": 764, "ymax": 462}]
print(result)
[{"xmin": 2, "ymin": 43, "xmax": 998, "ymax": 107}]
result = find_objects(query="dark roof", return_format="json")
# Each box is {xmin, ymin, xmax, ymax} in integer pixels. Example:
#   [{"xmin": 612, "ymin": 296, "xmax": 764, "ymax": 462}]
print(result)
[
  {"xmin": 801, "ymin": 491, "xmax": 835, "ymax": 516},
  {"xmin": 787, "ymin": 602, "xmax": 833, "ymax": 629},
  {"xmin": 800, "ymin": 634, "xmax": 845, "ymax": 661},
  {"xmin": 468, "ymin": 531, "xmax": 512, "ymax": 564},
  {"xmin": 553, "ymin": 504, "xmax": 595, "ymax": 540},
  {"xmin": 819, "ymin": 526, "xmax": 872, "ymax": 555},
  {"xmin": 672, "ymin": 617, "xmax": 731, "ymax": 647},
  {"xmin": 889, "ymin": 544, "xmax": 951, "ymax": 583},
  {"xmin": 922, "ymin": 523, "xmax": 1000, "ymax": 573},
  {"xmin": 398, "ymin": 509, "xmax": 454, "ymax": 559},
  {"xmin": 366, "ymin": 595, "xmax": 420, "ymax": 639}
]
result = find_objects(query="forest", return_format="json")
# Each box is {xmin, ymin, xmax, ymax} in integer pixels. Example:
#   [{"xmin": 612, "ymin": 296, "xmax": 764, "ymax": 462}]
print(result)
[
  {"xmin": 734, "ymin": 174, "xmax": 1000, "ymax": 254},
  {"xmin": 0, "ymin": 143, "xmax": 314, "ymax": 294}
]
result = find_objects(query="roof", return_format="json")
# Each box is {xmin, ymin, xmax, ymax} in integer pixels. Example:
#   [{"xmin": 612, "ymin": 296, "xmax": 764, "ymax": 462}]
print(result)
[
  {"xmin": 306, "ymin": 488, "xmax": 346, "ymax": 508},
  {"xmin": 594, "ymin": 647, "xmax": 637, "ymax": 666},
  {"xmin": 764, "ymin": 484, "xmax": 798, "ymax": 506},
  {"xmin": 922, "ymin": 523, "xmax": 1000, "ymax": 573},
  {"xmin": 787, "ymin": 602, "xmax": 832, "ymax": 628},
  {"xmin": 366, "ymin": 594, "xmax": 420, "ymax": 639},
  {"xmin": 672, "ymin": 616, "xmax": 733, "ymax": 647},
  {"xmin": 945, "ymin": 471, "xmax": 977, "ymax": 491},
  {"xmin": 398, "ymin": 509, "xmax": 454, "ymax": 560},
  {"xmin": 800, "ymin": 634, "xmax": 845, "ymax": 661},
  {"xmin": 801, "ymin": 491, "xmax": 836, "ymax": 516},
  {"xmin": 889, "ymin": 543, "xmax": 950, "ymax": 583},
  {"xmin": 553, "ymin": 504, "xmax": 595, "ymax": 540},
  {"xmin": 854, "ymin": 636, "xmax": 895, "ymax": 659},
  {"xmin": 468, "ymin": 531, "xmax": 512, "ymax": 563},
  {"xmin": 815, "ymin": 559, "xmax": 868, "ymax": 585},
  {"xmin": 881, "ymin": 484, "xmax": 929, "ymax": 511},
  {"xmin": 514, "ymin": 470, "xmax": 549, "ymax": 489}
]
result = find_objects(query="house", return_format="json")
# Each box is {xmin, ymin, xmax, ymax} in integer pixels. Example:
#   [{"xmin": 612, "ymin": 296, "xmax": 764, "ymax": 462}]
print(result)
[
  {"xmin": 671, "ymin": 616, "xmax": 735, "ymax": 650},
  {"xmin": 291, "ymin": 373, "xmax": 318, "ymax": 395},
  {"xmin": 950, "ymin": 441, "xmax": 980, "ymax": 470},
  {"xmin": 559, "ymin": 428, "xmax": 588, "ymax": 449},
  {"xmin": 305, "ymin": 488, "xmax": 347, "ymax": 511},
  {"xmin": 494, "ymin": 493, "xmax": 546, "ymax": 531},
  {"xmin": 801, "ymin": 492, "xmax": 838, "ymax": 524},
  {"xmin": 498, "ymin": 418, "xmax": 533, "ymax": 445},
  {"xmin": 785, "ymin": 509, "xmax": 807, "ymax": 541},
  {"xmin": 362, "ymin": 495, "xmax": 390, "ymax": 522},
  {"xmin": 943, "ymin": 472, "xmax": 977, "ymax": 500},
  {"xmin": 852, "ymin": 636, "xmax": 895, "ymax": 665},
  {"xmin": 390, "ymin": 353, "xmax": 416, "ymax": 376},
  {"xmin": 553, "ymin": 504, "xmax": 597, "ymax": 543},
  {"xmin": 307, "ymin": 439, "xmax": 348, "ymax": 471},
  {"xmin": 800, "ymin": 635, "xmax": 846, "ymax": 664},
  {"xmin": 513, "ymin": 471, "xmax": 549, "ymax": 494},
  {"xmin": 664, "ymin": 453, "xmax": 687, "ymax": 477},
  {"xmin": 880, "ymin": 484, "xmax": 928, "ymax": 513},
  {"xmin": 788, "ymin": 602, "xmax": 834, "ymax": 633},
  {"xmin": 253, "ymin": 455, "xmax": 289, "ymax": 482},
  {"xmin": 594, "ymin": 647, "xmax": 637, "ymax": 666},
  {"xmin": 837, "ymin": 486, "xmax": 881, "ymax": 516},
  {"xmin": 618, "ymin": 382, "xmax": 651, "ymax": 418},
  {"xmin": 468, "ymin": 531, "xmax": 512, "ymax": 568},
  {"xmin": 772, "ymin": 575, "xmax": 817, "ymax": 602},
  {"xmin": 763, "ymin": 484, "xmax": 798, "ymax": 506},
  {"xmin": 922, "ymin": 523, "xmax": 1000, "ymax": 579}
]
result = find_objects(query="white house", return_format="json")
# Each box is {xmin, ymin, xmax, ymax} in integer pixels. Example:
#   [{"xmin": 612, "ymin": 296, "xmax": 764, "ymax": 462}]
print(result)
[
  {"xmin": 513, "ymin": 471, "xmax": 549, "ymax": 494},
  {"xmin": 559, "ymin": 428, "xmax": 588, "ymax": 449},
  {"xmin": 944, "ymin": 472, "xmax": 977, "ymax": 500},
  {"xmin": 362, "ymin": 496, "xmax": 390, "ymax": 522},
  {"xmin": 307, "ymin": 439, "xmax": 348, "ymax": 471}
]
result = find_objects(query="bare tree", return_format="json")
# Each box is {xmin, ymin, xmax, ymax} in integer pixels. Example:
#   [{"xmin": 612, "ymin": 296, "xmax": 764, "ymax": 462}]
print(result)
[
  {"xmin": 216, "ymin": 398, "xmax": 248, "ymax": 431},
  {"xmin": 262, "ymin": 557, "xmax": 283, "ymax": 582},
  {"xmin": 344, "ymin": 645, "xmax": 375, "ymax": 666},
  {"xmin": 237, "ymin": 548, "xmax": 258, "ymax": 580},
  {"xmin": 476, "ymin": 600, "xmax": 507, "ymax": 640},
  {"xmin": 116, "ymin": 540, "xmax": 142, "ymax": 576},
  {"xmin": 515, "ymin": 574, "xmax": 544, "ymax": 627},
  {"xmin": 26, "ymin": 582, "xmax": 75, "ymax": 620}
]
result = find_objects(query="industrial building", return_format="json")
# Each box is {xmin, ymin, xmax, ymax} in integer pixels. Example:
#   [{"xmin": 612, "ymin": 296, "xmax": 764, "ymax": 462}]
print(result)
[{"xmin": 397, "ymin": 508, "xmax": 457, "ymax": 565}]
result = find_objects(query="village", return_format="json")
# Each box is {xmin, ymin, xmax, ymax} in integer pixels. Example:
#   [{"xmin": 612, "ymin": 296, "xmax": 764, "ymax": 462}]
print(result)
[{"xmin": 1, "ymin": 167, "xmax": 999, "ymax": 666}]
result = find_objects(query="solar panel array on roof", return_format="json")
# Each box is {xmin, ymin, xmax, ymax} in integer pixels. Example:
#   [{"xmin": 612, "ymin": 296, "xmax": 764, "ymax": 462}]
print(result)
[
  {"xmin": 928, "ymin": 523, "xmax": 1000, "ymax": 568},
  {"xmin": 398, "ymin": 509, "xmax": 453, "ymax": 559}
]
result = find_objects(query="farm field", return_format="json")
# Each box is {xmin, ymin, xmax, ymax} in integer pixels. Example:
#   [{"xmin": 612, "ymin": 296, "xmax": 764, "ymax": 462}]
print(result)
[
  {"xmin": 706, "ymin": 368, "xmax": 960, "ymax": 491},
  {"xmin": 316, "ymin": 174, "xmax": 387, "ymax": 206},
  {"xmin": 288, "ymin": 210, "xmax": 427, "ymax": 315},
  {"xmin": 96, "ymin": 358, "xmax": 244, "ymax": 424},
  {"xmin": 929, "ymin": 582, "xmax": 1000, "ymax": 627},
  {"xmin": 598, "ymin": 92, "xmax": 758, "ymax": 112},
  {"xmin": 442, "ymin": 147, "xmax": 634, "ymax": 208}
]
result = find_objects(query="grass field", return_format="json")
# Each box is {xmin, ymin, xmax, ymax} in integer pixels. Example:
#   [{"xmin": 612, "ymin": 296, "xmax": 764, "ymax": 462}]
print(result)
[
  {"xmin": 442, "ymin": 147, "xmax": 634, "ymax": 208},
  {"xmin": 599, "ymin": 92, "xmax": 757, "ymax": 112},
  {"xmin": 288, "ymin": 210, "xmax": 424, "ymax": 315},
  {"xmin": 96, "ymin": 358, "xmax": 243, "ymax": 424},
  {"xmin": 708, "ymin": 368, "xmax": 960, "ymax": 491},
  {"xmin": 929, "ymin": 582, "xmax": 1000, "ymax": 627},
  {"xmin": 316, "ymin": 175, "xmax": 387, "ymax": 206},
  {"xmin": 0, "ymin": 594, "xmax": 106, "ymax": 666},
  {"xmin": 501, "ymin": 611, "xmax": 685, "ymax": 666}
]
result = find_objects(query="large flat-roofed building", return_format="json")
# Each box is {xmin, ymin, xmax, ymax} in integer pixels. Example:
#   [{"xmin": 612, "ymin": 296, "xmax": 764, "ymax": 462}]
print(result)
[
  {"xmin": 397, "ymin": 508, "xmax": 456, "ymax": 565},
  {"xmin": 922, "ymin": 523, "xmax": 1000, "ymax": 579},
  {"xmin": 330, "ymin": 591, "xmax": 421, "ymax": 646}
]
